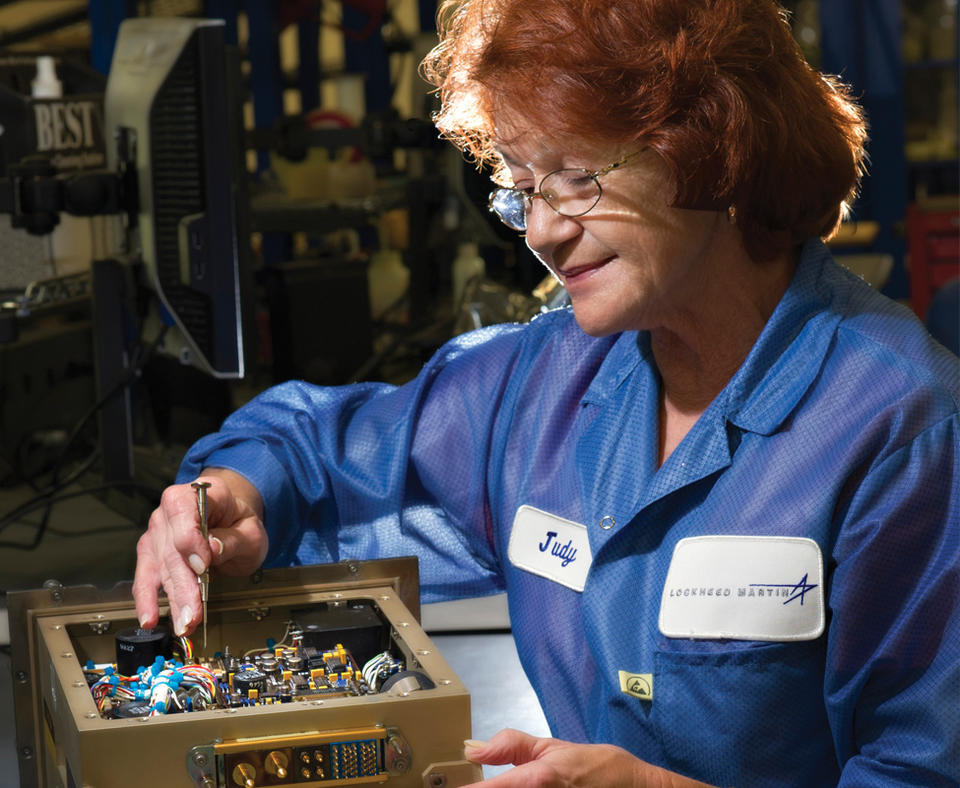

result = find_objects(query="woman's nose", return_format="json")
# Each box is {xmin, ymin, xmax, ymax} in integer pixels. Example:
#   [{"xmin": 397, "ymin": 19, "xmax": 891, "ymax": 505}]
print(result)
[{"xmin": 523, "ymin": 198, "xmax": 582, "ymax": 258}]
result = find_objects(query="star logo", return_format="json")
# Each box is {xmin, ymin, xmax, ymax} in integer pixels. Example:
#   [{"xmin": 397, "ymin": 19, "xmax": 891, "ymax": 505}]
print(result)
[{"xmin": 749, "ymin": 573, "xmax": 818, "ymax": 605}]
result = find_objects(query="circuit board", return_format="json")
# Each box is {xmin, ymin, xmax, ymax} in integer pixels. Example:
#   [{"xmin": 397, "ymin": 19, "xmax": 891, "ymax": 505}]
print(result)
[{"xmin": 85, "ymin": 620, "xmax": 406, "ymax": 720}]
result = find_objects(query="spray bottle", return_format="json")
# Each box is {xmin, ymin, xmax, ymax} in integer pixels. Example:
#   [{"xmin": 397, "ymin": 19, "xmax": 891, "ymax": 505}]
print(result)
[
  {"xmin": 32, "ymin": 56, "xmax": 93, "ymax": 276},
  {"xmin": 367, "ymin": 219, "xmax": 409, "ymax": 321},
  {"xmin": 452, "ymin": 242, "xmax": 486, "ymax": 308}
]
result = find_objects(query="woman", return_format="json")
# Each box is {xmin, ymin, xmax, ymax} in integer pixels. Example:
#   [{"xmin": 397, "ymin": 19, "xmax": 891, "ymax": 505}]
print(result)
[{"xmin": 134, "ymin": 1, "xmax": 960, "ymax": 785}]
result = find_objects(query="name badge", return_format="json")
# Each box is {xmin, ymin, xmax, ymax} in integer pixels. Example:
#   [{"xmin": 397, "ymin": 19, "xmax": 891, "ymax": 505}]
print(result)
[
  {"xmin": 508, "ymin": 505, "xmax": 593, "ymax": 592},
  {"xmin": 658, "ymin": 536, "xmax": 825, "ymax": 641}
]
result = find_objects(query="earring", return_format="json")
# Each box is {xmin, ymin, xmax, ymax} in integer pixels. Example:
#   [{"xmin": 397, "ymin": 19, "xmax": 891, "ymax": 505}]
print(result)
[{"xmin": 727, "ymin": 205, "xmax": 737, "ymax": 225}]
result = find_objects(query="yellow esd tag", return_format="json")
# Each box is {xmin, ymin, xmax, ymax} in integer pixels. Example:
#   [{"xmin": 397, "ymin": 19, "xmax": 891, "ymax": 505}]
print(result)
[{"xmin": 618, "ymin": 671, "xmax": 653, "ymax": 701}]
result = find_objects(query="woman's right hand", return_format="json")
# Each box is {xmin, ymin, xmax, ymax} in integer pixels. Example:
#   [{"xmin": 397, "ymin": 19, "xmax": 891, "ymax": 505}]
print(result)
[{"xmin": 132, "ymin": 468, "xmax": 268, "ymax": 636}]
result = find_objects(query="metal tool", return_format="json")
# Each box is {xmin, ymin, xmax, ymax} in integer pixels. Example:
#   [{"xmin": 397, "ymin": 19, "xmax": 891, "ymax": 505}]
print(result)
[{"xmin": 191, "ymin": 481, "xmax": 212, "ymax": 650}]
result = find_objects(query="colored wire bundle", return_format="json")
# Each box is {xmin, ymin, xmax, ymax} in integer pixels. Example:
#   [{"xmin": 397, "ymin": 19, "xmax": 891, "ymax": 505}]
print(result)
[
  {"xmin": 361, "ymin": 651, "xmax": 401, "ymax": 691},
  {"xmin": 87, "ymin": 643, "xmax": 219, "ymax": 718},
  {"xmin": 179, "ymin": 635, "xmax": 193, "ymax": 662},
  {"xmin": 90, "ymin": 667, "xmax": 137, "ymax": 713}
]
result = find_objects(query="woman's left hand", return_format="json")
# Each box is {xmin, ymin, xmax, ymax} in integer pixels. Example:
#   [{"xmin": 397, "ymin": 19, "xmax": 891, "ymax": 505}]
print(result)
[{"xmin": 460, "ymin": 729, "xmax": 717, "ymax": 787}]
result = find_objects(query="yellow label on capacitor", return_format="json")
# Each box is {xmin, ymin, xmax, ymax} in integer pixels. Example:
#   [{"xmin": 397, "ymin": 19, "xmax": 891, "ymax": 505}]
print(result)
[{"xmin": 618, "ymin": 671, "xmax": 653, "ymax": 701}]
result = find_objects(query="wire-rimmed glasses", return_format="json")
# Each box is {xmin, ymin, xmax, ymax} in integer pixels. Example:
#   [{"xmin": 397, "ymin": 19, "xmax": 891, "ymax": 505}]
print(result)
[{"xmin": 488, "ymin": 148, "xmax": 646, "ymax": 232}]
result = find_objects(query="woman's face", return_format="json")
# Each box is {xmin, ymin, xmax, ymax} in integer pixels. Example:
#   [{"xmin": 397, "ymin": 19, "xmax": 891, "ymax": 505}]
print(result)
[{"xmin": 498, "ymin": 136, "xmax": 730, "ymax": 337}]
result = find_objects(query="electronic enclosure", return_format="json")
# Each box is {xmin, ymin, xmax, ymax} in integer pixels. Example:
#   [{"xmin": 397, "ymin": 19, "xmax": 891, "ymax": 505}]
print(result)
[{"xmin": 9, "ymin": 557, "xmax": 482, "ymax": 788}]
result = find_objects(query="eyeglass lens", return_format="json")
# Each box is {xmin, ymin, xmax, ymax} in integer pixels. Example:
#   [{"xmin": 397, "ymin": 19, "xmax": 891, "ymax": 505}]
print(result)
[
  {"xmin": 489, "ymin": 169, "xmax": 603, "ymax": 231},
  {"xmin": 489, "ymin": 188, "xmax": 527, "ymax": 231},
  {"xmin": 540, "ymin": 170, "xmax": 602, "ymax": 215}
]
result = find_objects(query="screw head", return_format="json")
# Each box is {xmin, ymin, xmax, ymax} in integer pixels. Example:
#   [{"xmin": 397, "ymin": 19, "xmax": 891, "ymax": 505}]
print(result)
[{"xmin": 43, "ymin": 579, "xmax": 64, "ymax": 602}]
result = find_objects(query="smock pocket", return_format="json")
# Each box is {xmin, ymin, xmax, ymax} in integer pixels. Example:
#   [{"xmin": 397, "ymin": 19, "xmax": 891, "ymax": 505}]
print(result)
[{"xmin": 653, "ymin": 639, "xmax": 838, "ymax": 787}]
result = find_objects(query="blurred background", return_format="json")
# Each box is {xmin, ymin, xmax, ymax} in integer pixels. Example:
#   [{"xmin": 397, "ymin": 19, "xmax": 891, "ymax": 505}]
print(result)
[{"xmin": 0, "ymin": 1, "xmax": 956, "ymax": 784}]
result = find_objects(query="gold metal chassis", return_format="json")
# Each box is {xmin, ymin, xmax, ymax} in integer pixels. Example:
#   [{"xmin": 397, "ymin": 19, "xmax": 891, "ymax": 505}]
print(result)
[{"xmin": 9, "ymin": 558, "xmax": 482, "ymax": 788}]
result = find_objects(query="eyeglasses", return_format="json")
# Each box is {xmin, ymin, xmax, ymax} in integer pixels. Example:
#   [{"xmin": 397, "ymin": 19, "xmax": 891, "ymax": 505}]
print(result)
[{"xmin": 487, "ymin": 148, "xmax": 646, "ymax": 232}]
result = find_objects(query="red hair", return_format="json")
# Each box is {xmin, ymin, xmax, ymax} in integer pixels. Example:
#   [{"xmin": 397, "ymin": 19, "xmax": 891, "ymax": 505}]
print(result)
[{"xmin": 422, "ymin": 0, "xmax": 868, "ymax": 262}]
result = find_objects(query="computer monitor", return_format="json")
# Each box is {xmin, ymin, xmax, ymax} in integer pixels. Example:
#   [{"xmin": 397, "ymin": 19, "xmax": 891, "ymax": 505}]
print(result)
[
  {"xmin": 91, "ymin": 17, "xmax": 250, "ymax": 484},
  {"xmin": 104, "ymin": 17, "xmax": 247, "ymax": 379}
]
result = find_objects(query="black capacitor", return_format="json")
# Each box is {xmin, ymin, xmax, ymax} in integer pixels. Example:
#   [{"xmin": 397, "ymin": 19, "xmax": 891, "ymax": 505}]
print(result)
[
  {"xmin": 115, "ymin": 627, "xmax": 171, "ymax": 676},
  {"xmin": 112, "ymin": 701, "xmax": 154, "ymax": 719},
  {"xmin": 233, "ymin": 668, "xmax": 267, "ymax": 695}
]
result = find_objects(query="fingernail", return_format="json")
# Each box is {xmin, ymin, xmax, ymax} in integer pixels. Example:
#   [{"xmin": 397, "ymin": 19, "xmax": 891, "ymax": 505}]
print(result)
[
  {"xmin": 176, "ymin": 606, "xmax": 193, "ymax": 636},
  {"xmin": 210, "ymin": 536, "xmax": 224, "ymax": 557},
  {"xmin": 138, "ymin": 615, "xmax": 150, "ymax": 629},
  {"xmin": 188, "ymin": 553, "xmax": 206, "ymax": 575},
  {"xmin": 463, "ymin": 739, "xmax": 486, "ymax": 763}
]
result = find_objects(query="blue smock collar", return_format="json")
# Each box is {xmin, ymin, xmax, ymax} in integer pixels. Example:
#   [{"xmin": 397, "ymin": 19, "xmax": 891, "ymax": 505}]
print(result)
[
  {"xmin": 580, "ymin": 237, "xmax": 843, "ymax": 437},
  {"xmin": 722, "ymin": 238, "xmax": 844, "ymax": 435},
  {"xmin": 576, "ymin": 238, "xmax": 846, "ymax": 538}
]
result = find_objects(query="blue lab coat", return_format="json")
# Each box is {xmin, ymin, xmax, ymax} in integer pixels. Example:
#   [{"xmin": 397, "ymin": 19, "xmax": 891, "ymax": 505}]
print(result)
[{"xmin": 179, "ymin": 239, "xmax": 960, "ymax": 786}]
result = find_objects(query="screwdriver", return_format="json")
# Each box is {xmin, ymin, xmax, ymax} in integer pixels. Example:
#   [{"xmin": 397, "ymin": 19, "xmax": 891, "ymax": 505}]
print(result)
[{"xmin": 191, "ymin": 480, "xmax": 211, "ymax": 651}]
